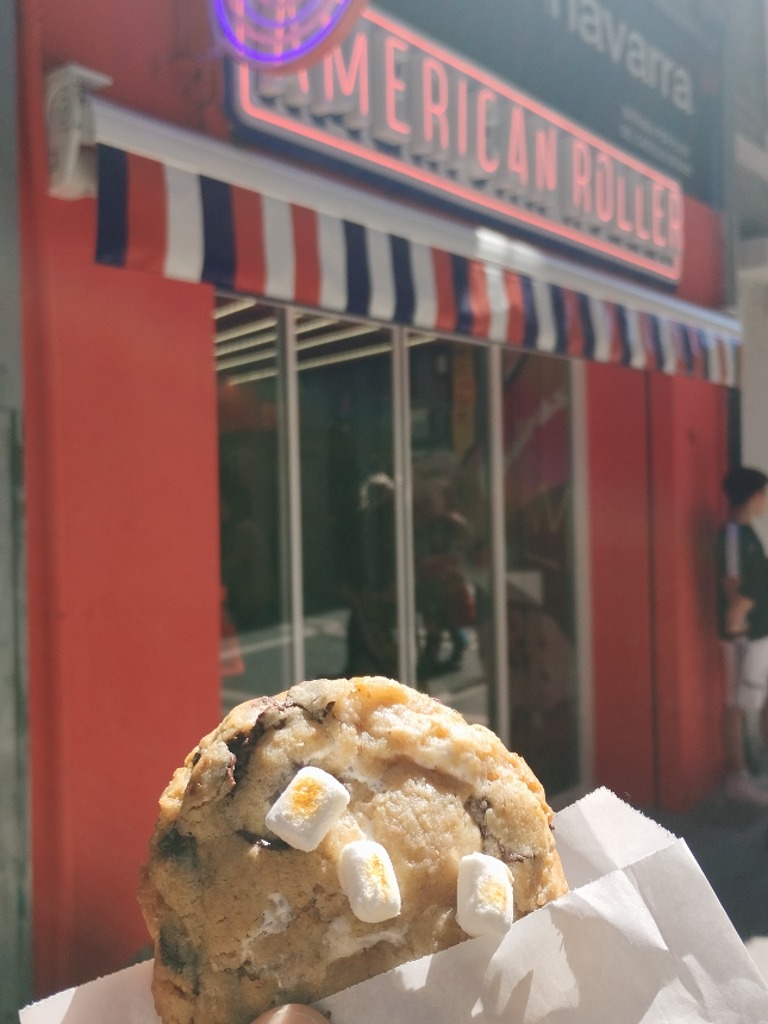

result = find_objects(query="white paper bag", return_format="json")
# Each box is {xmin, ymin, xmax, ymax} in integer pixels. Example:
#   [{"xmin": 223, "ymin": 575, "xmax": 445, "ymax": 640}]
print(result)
[{"xmin": 20, "ymin": 789, "xmax": 768, "ymax": 1024}]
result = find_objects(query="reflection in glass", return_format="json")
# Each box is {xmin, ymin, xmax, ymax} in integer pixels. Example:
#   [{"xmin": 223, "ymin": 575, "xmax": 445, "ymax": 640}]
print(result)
[
  {"xmin": 216, "ymin": 297, "xmax": 291, "ymax": 709},
  {"xmin": 297, "ymin": 318, "xmax": 397, "ymax": 681},
  {"xmin": 409, "ymin": 337, "xmax": 493, "ymax": 728},
  {"xmin": 501, "ymin": 351, "xmax": 578, "ymax": 792}
]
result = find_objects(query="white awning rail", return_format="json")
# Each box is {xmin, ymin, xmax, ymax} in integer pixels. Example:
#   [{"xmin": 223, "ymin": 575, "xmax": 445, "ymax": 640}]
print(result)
[{"xmin": 45, "ymin": 62, "xmax": 740, "ymax": 343}]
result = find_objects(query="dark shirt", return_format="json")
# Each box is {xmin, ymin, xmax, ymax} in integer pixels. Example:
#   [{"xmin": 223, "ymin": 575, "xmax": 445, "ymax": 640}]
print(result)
[{"xmin": 715, "ymin": 522, "xmax": 768, "ymax": 640}]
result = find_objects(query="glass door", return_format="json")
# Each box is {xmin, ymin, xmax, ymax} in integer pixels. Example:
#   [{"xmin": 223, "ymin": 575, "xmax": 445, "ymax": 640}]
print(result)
[
  {"xmin": 215, "ymin": 297, "xmax": 293, "ymax": 707},
  {"xmin": 296, "ymin": 317, "xmax": 398, "ymax": 682},
  {"xmin": 408, "ymin": 335, "xmax": 495, "ymax": 728}
]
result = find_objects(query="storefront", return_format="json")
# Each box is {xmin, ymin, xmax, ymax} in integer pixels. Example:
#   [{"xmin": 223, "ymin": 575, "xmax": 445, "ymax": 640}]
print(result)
[{"xmin": 13, "ymin": 0, "xmax": 740, "ymax": 1002}]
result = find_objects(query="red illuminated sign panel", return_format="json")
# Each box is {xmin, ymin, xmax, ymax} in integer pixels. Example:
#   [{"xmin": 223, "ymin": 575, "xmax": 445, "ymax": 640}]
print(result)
[{"xmin": 230, "ymin": 7, "xmax": 683, "ymax": 280}]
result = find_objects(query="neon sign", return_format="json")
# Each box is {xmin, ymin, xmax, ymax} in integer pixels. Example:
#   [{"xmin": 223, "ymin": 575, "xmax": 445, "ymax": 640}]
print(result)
[
  {"xmin": 211, "ymin": 0, "xmax": 368, "ymax": 72},
  {"xmin": 228, "ymin": 7, "xmax": 684, "ymax": 281}
]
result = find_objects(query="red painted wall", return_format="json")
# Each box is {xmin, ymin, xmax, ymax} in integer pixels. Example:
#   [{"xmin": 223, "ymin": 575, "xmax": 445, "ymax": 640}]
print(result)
[
  {"xmin": 586, "ymin": 363, "xmax": 656, "ymax": 807},
  {"xmin": 587, "ymin": 363, "xmax": 729, "ymax": 811},
  {"xmin": 648, "ymin": 375, "xmax": 729, "ymax": 810},
  {"xmin": 675, "ymin": 196, "xmax": 726, "ymax": 309},
  {"xmin": 19, "ymin": 1, "xmax": 222, "ymax": 994},
  {"xmin": 35, "ymin": 0, "xmax": 220, "ymax": 136}
]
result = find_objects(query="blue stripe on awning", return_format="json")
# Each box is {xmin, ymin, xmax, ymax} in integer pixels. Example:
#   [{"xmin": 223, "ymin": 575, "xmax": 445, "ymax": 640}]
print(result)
[
  {"xmin": 95, "ymin": 144, "xmax": 128, "ymax": 267},
  {"xmin": 200, "ymin": 176, "xmax": 236, "ymax": 289},
  {"xmin": 551, "ymin": 286, "xmax": 568, "ymax": 355},
  {"xmin": 344, "ymin": 220, "xmax": 370, "ymax": 317},
  {"xmin": 390, "ymin": 235, "xmax": 415, "ymax": 325},
  {"xmin": 521, "ymin": 277, "xmax": 538, "ymax": 349},
  {"xmin": 452, "ymin": 255, "xmax": 472, "ymax": 336},
  {"xmin": 579, "ymin": 292, "xmax": 596, "ymax": 360}
]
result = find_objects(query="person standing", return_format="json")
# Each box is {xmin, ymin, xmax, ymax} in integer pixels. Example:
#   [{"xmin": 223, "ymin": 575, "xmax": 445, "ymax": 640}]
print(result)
[{"xmin": 716, "ymin": 466, "xmax": 768, "ymax": 804}]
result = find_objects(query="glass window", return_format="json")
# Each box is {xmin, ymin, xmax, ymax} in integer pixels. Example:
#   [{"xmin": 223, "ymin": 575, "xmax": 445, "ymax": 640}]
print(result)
[
  {"xmin": 214, "ymin": 295, "xmax": 582, "ymax": 794},
  {"xmin": 501, "ymin": 351, "xmax": 579, "ymax": 791},
  {"xmin": 216, "ymin": 297, "xmax": 292, "ymax": 708},
  {"xmin": 296, "ymin": 317, "xmax": 398, "ymax": 681},
  {"xmin": 409, "ymin": 336, "xmax": 494, "ymax": 728}
]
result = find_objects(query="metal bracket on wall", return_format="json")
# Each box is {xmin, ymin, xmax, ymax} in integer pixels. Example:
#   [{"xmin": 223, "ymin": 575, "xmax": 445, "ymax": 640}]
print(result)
[{"xmin": 45, "ymin": 63, "xmax": 112, "ymax": 199}]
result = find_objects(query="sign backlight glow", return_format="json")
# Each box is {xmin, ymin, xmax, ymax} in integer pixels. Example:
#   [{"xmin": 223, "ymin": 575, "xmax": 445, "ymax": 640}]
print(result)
[{"xmin": 212, "ymin": 0, "xmax": 368, "ymax": 72}]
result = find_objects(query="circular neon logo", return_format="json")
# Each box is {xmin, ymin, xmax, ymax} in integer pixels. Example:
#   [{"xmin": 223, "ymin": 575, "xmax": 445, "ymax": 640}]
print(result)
[{"xmin": 211, "ymin": 0, "xmax": 369, "ymax": 72}]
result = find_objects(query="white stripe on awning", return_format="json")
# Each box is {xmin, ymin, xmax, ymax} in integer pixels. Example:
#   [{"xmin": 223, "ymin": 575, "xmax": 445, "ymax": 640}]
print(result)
[
  {"xmin": 262, "ymin": 195, "xmax": 294, "ymax": 302},
  {"xmin": 163, "ymin": 166, "xmax": 204, "ymax": 282}
]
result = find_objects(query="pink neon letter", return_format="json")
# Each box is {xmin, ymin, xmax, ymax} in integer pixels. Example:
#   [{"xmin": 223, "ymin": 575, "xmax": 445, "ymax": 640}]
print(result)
[
  {"xmin": 594, "ymin": 152, "xmax": 614, "ymax": 223},
  {"xmin": 634, "ymin": 183, "xmax": 650, "ymax": 240},
  {"xmin": 535, "ymin": 126, "xmax": 557, "ymax": 192},
  {"xmin": 324, "ymin": 32, "xmax": 369, "ymax": 115},
  {"xmin": 475, "ymin": 88, "xmax": 499, "ymax": 175},
  {"xmin": 455, "ymin": 76, "xmax": 468, "ymax": 158},
  {"xmin": 616, "ymin": 174, "xmax": 633, "ymax": 232},
  {"xmin": 506, "ymin": 105, "xmax": 529, "ymax": 186},
  {"xmin": 651, "ymin": 182, "xmax": 667, "ymax": 248},
  {"xmin": 571, "ymin": 140, "xmax": 592, "ymax": 214},
  {"xmin": 384, "ymin": 35, "xmax": 410, "ymax": 139},
  {"xmin": 421, "ymin": 57, "xmax": 449, "ymax": 149},
  {"xmin": 667, "ymin": 188, "xmax": 683, "ymax": 256}
]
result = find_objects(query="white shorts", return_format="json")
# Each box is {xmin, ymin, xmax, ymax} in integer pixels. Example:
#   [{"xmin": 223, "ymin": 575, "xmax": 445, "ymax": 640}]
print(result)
[{"xmin": 722, "ymin": 636, "xmax": 768, "ymax": 712}]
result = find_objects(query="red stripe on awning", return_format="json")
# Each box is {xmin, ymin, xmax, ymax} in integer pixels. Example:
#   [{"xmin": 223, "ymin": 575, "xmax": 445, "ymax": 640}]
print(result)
[
  {"xmin": 504, "ymin": 270, "xmax": 525, "ymax": 345},
  {"xmin": 671, "ymin": 322, "xmax": 687, "ymax": 370},
  {"xmin": 563, "ymin": 287, "xmax": 585, "ymax": 357},
  {"xmin": 467, "ymin": 259, "xmax": 490, "ymax": 338},
  {"xmin": 291, "ymin": 204, "xmax": 321, "ymax": 308},
  {"xmin": 125, "ymin": 153, "xmax": 167, "ymax": 275},
  {"xmin": 231, "ymin": 187, "xmax": 266, "ymax": 296},
  {"xmin": 605, "ymin": 302, "xmax": 623, "ymax": 364},
  {"xmin": 638, "ymin": 312, "xmax": 658, "ymax": 369},
  {"xmin": 432, "ymin": 248, "xmax": 456, "ymax": 332}
]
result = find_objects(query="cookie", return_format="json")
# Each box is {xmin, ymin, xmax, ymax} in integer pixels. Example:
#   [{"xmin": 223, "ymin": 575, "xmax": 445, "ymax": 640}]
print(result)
[{"xmin": 138, "ymin": 677, "xmax": 568, "ymax": 1024}]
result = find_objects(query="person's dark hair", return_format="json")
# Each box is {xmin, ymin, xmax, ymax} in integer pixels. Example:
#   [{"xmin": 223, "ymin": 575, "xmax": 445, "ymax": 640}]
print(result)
[{"xmin": 722, "ymin": 466, "xmax": 768, "ymax": 509}]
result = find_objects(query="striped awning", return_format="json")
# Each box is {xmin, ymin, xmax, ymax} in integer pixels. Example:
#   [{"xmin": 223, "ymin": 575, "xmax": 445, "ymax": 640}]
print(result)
[{"xmin": 95, "ymin": 143, "xmax": 740, "ymax": 386}]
